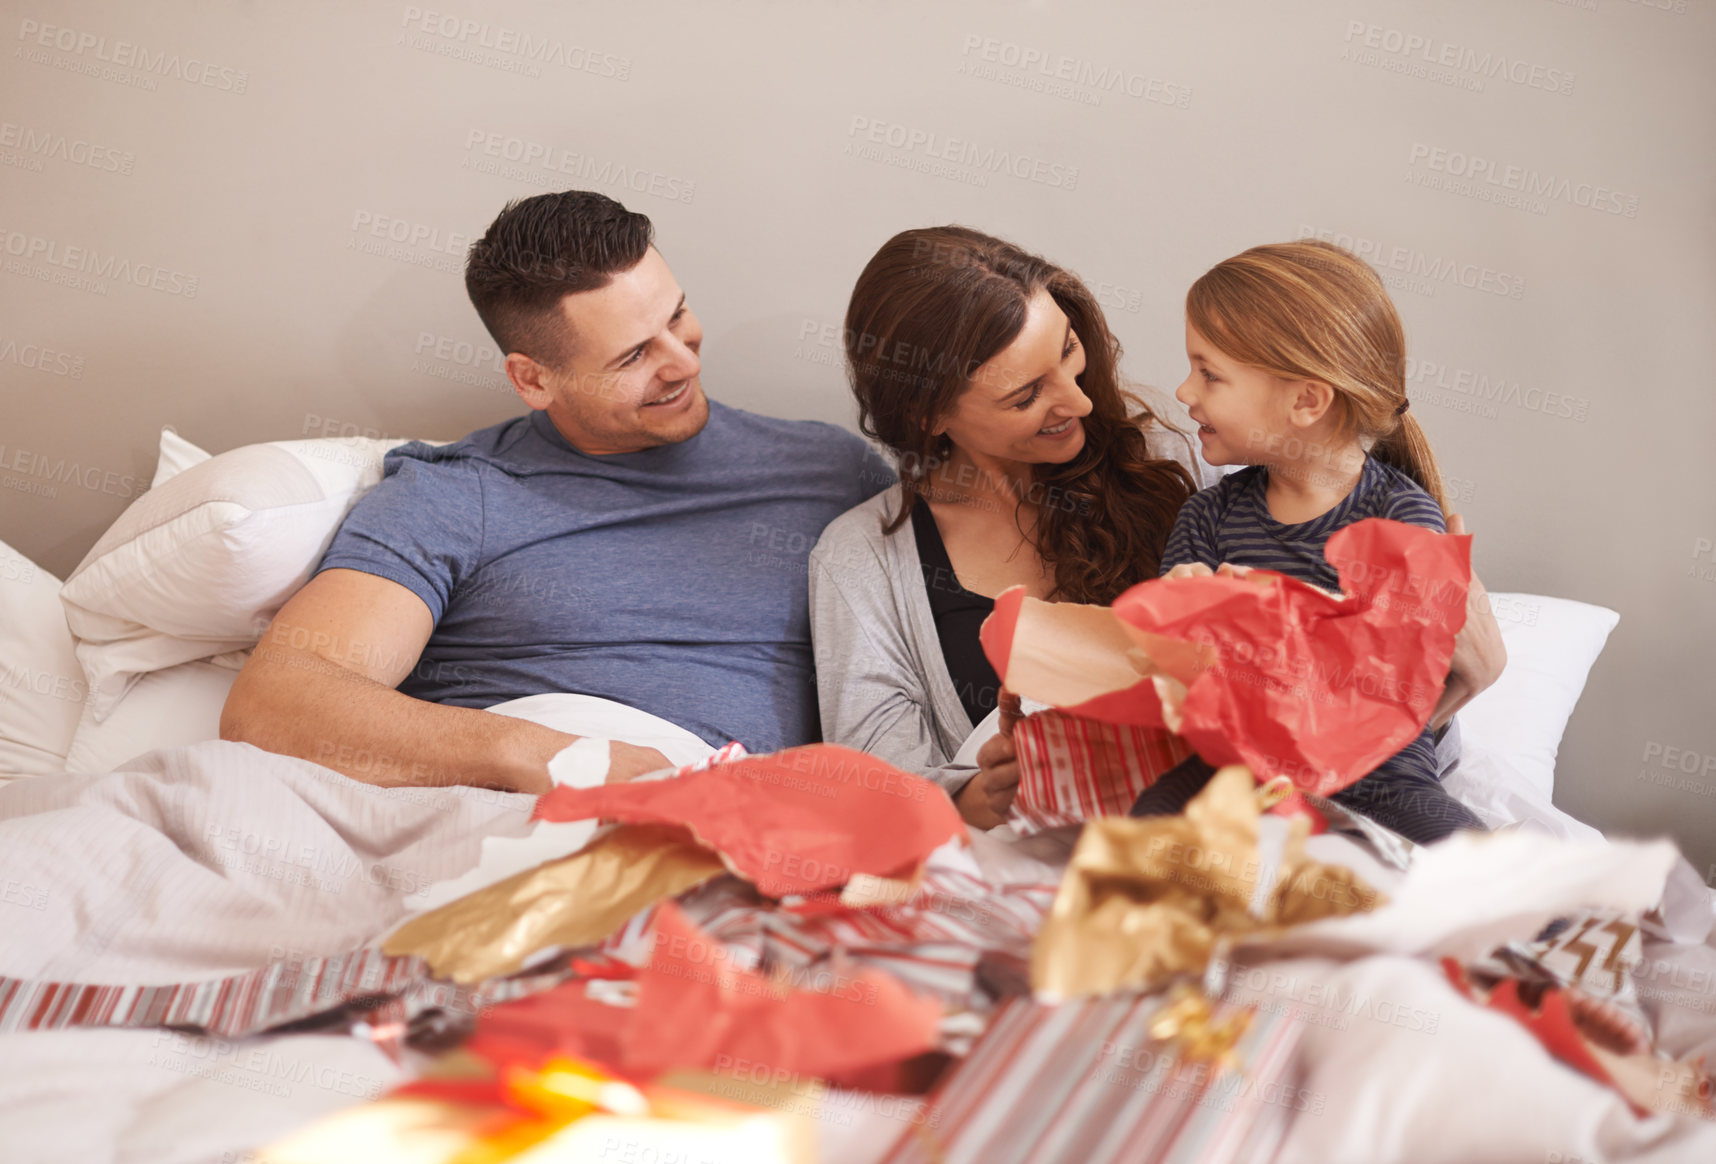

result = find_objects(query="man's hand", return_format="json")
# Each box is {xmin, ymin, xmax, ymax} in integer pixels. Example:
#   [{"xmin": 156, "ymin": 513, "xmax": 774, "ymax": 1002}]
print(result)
[
  {"xmin": 485, "ymin": 739, "xmax": 676, "ymax": 797},
  {"xmin": 1164, "ymin": 562, "xmax": 1216, "ymax": 580},
  {"xmin": 1431, "ymin": 513, "xmax": 1506, "ymax": 730},
  {"xmin": 956, "ymin": 691, "xmax": 1023, "ymax": 829},
  {"xmin": 607, "ymin": 742, "xmax": 674, "ymax": 784}
]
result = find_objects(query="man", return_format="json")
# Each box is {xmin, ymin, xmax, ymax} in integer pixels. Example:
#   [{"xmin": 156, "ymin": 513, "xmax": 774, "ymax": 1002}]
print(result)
[{"xmin": 220, "ymin": 191, "xmax": 892, "ymax": 794}]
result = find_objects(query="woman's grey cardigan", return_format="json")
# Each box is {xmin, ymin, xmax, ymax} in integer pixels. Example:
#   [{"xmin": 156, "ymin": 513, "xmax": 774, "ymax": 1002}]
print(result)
[{"xmin": 808, "ymin": 487, "xmax": 981, "ymax": 796}]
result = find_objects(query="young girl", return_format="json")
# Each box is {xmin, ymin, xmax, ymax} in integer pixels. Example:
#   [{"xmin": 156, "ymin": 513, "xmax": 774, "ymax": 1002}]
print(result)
[{"xmin": 1153, "ymin": 238, "xmax": 1484, "ymax": 843}]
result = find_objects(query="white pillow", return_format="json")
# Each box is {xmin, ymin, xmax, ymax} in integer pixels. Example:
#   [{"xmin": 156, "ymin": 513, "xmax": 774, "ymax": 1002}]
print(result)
[
  {"xmin": 59, "ymin": 670, "xmax": 715, "ymax": 785},
  {"xmin": 1453, "ymin": 591, "xmax": 1620, "ymax": 803},
  {"xmin": 63, "ymin": 659, "xmax": 238, "ymax": 775},
  {"xmin": 1444, "ymin": 728, "xmax": 1604, "ymax": 841},
  {"xmin": 485, "ymin": 693, "xmax": 716, "ymax": 771},
  {"xmin": 60, "ymin": 433, "xmax": 411, "ymax": 723},
  {"xmin": 0, "ymin": 540, "xmax": 87, "ymax": 778},
  {"xmin": 149, "ymin": 426, "xmax": 212, "ymax": 487}
]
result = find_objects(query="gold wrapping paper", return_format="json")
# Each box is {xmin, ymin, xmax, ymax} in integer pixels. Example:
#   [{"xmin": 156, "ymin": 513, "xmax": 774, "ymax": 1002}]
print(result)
[
  {"xmin": 1032, "ymin": 766, "xmax": 1384, "ymax": 998},
  {"xmin": 1148, "ymin": 984, "xmax": 1254, "ymax": 1071},
  {"xmin": 384, "ymin": 824, "xmax": 726, "ymax": 984}
]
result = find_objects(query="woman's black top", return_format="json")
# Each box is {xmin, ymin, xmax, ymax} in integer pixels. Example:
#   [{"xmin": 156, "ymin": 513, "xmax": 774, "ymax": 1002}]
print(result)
[{"xmin": 911, "ymin": 496, "xmax": 1003, "ymax": 728}]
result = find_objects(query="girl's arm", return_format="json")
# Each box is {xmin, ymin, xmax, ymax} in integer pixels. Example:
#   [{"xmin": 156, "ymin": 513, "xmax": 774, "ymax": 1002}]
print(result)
[
  {"xmin": 1430, "ymin": 513, "xmax": 1506, "ymax": 729},
  {"xmin": 1380, "ymin": 490, "xmax": 1504, "ymax": 725}
]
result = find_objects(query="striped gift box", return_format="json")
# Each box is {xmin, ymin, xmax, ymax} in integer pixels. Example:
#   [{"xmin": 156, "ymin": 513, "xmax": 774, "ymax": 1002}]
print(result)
[
  {"xmin": 1011, "ymin": 710, "xmax": 1194, "ymax": 835},
  {"xmin": 881, "ymin": 992, "xmax": 1303, "ymax": 1164}
]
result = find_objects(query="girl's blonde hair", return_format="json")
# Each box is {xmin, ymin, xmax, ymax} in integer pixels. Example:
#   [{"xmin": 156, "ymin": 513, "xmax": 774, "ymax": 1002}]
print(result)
[{"xmin": 1185, "ymin": 238, "xmax": 1446, "ymax": 514}]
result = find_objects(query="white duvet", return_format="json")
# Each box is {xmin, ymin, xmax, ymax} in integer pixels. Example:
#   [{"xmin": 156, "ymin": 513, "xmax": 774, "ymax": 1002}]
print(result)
[{"xmin": 3, "ymin": 702, "xmax": 1716, "ymax": 1164}]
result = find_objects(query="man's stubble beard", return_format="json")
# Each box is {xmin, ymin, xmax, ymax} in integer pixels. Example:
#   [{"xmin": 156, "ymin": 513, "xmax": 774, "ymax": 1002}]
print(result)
[{"xmin": 619, "ymin": 379, "xmax": 711, "ymax": 451}]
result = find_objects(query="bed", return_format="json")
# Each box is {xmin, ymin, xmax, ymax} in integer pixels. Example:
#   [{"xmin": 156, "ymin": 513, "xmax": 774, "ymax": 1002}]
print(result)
[{"xmin": 1, "ymin": 429, "xmax": 1710, "ymax": 1164}]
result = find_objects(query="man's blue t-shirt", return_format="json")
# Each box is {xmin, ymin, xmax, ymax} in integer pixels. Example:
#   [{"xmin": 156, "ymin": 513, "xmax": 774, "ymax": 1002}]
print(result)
[{"xmin": 317, "ymin": 402, "xmax": 894, "ymax": 753}]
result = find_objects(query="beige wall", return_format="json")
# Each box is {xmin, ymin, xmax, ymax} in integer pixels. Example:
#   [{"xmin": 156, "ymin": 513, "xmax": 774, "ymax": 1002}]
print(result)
[{"xmin": 3, "ymin": 1, "xmax": 1712, "ymax": 865}]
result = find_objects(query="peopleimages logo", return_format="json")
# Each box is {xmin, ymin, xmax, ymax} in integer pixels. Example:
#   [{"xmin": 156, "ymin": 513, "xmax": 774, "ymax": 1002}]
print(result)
[
  {"xmin": 345, "ymin": 211, "xmax": 469, "ymax": 276},
  {"xmin": 846, "ymin": 116, "xmax": 1078, "ymax": 190},
  {"xmin": 0, "ymin": 122, "xmax": 135, "ymax": 174},
  {"xmin": 0, "ymin": 335, "xmax": 84, "ymax": 377},
  {"xmin": 461, "ymin": 130, "xmax": 696, "ymax": 204},
  {"xmin": 1342, "ymin": 21, "xmax": 1575, "ymax": 95},
  {"xmin": 1407, "ymin": 143, "xmax": 1640, "ymax": 218},
  {"xmin": 15, "ymin": 18, "xmax": 249, "ymax": 92},
  {"xmin": 348, "ymin": 211, "xmax": 467, "ymax": 254},
  {"xmin": 0, "ymin": 228, "xmax": 199, "ymax": 297},
  {"xmin": 411, "ymin": 331, "xmax": 509, "ymax": 393},
  {"xmin": 956, "ymin": 34, "xmax": 1191, "ymax": 109},
  {"xmin": 1294, "ymin": 226, "xmax": 1525, "ymax": 300},
  {"xmin": 0, "ymin": 443, "xmax": 139, "ymax": 499},
  {"xmin": 1404, "ymin": 357, "xmax": 1591, "ymax": 423},
  {"xmin": 398, "ymin": 6, "xmax": 630, "ymax": 79},
  {"xmin": 1689, "ymin": 537, "xmax": 1716, "ymax": 585}
]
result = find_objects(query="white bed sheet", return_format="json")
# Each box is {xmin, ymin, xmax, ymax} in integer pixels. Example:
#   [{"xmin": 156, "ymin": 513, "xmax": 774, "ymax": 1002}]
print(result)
[
  {"xmin": 0, "ymin": 740, "xmax": 527, "ymax": 1164},
  {"xmin": 6, "ymin": 741, "xmax": 1716, "ymax": 1164}
]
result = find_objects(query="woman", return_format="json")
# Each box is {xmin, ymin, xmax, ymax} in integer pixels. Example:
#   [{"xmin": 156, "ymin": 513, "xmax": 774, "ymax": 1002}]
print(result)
[
  {"xmin": 808, "ymin": 226, "xmax": 1198, "ymax": 827},
  {"xmin": 809, "ymin": 226, "xmax": 1504, "ymax": 829}
]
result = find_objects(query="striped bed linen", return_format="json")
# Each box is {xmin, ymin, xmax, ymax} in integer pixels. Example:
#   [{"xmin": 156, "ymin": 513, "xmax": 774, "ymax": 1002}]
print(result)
[{"xmin": 0, "ymin": 947, "xmax": 582, "ymax": 1045}]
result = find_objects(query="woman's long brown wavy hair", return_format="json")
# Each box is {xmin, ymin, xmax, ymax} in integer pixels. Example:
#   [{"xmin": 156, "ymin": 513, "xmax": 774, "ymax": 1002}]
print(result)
[{"xmin": 845, "ymin": 226, "xmax": 1195, "ymax": 604}]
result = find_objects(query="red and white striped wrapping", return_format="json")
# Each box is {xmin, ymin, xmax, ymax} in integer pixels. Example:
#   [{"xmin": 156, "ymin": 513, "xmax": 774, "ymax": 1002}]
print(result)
[
  {"xmin": 0, "ymin": 947, "xmax": 577, "ymax": 1043},
  {"xmin": 600, "ymin": 865, "xmax": 1059, "ymax": 1014},
  {"xmin": 1010, "ymin": 709, "xmax": 1194, "ymax": 835},
  {"xmin": 793, "ymin": 867, "xmax": 1054, "ymax": 955},
  {"xmin": 716, "ymin": 869, "xmax": 1053, "ymax": 1007},
  {"xmin": 881, "ymin": 992, "xmax": 1304, "ymax": 1164}
]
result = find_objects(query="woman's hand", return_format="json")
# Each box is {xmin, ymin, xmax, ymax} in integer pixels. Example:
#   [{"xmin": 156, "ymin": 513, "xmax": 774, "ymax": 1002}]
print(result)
[
  {"xmin": 956, "ymin": 690, "xmax": 1023, "ymax": 829},
  {"xmin": 1431, "ymin": 513, "xmax": 1506, "ymax": 730},
  {"xmin": 1164, "ymin": 562, "xmax": 1216, "ymax": 580}
]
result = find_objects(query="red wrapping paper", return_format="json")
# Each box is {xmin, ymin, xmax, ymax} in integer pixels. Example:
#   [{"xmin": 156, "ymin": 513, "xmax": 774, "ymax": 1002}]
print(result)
[
  {"xmin": 983, "ymin": 520, "xmax": 1469, "ymax": 798},
  {"xmin": 534, "ymin": 745, "xmax": 964, "ymax": 897},
  {"xmin": 1112, "ymin": 519, "xmax": 1469, "ymax": 794},
  {"xmin": 421, "ymin": 904, "xmax": 943, "ymax": 1089},
  {"xmin": 1443, "ymin": 960, "xmax": 1616, "ymax": 1090},
  {"xmin": 621, "ymin": 903, "xmax": 944, "ymax": 1080},
  {"xmin": 456, "ymin": 980, "xmax": 636, "ymax": 1082}
]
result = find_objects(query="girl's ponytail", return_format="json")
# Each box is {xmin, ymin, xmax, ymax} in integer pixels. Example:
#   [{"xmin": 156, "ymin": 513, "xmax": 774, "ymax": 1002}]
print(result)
[{"xmin": 1372, "ymin": 408, "xmax": 1449, "ymax": 516}]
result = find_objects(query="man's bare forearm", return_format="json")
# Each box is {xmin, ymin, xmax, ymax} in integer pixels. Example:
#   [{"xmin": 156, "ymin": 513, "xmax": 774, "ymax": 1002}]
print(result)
[{"xmin": 220, "ymin": 641, "xmax": 568, "ymax": 794}]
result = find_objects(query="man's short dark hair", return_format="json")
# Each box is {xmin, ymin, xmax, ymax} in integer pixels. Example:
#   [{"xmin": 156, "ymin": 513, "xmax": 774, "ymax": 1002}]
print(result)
[{"xmin": 465, "ymin": 190, "xmax": 654, "ymax": 366}]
